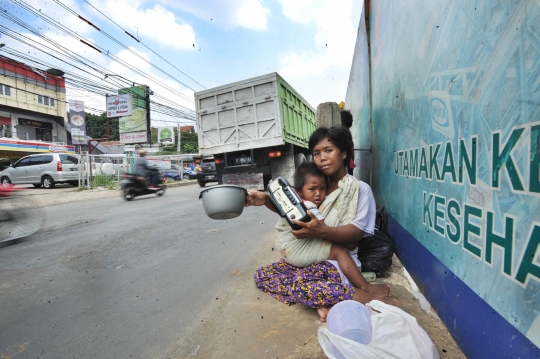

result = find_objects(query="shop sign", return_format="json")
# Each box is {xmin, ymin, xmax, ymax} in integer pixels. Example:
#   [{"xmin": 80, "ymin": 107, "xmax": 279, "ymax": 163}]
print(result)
[
  {"xmin": 118, "ymin": 86, "xmax": 147, "ymax": 144},
  {"xmin": 69, "ymin": 99, "xmax": 87, "ymax": 145},
  {"xmin": 50, "ymin": 145, "xmax": 68, "ymax": 152},
  {"xmin": 107, "ymin": 94, "xmax": 133, "ymax": 118},
  {"xmin": 18, "ymin": 118, "xmax": 53, "ymax": 130}
]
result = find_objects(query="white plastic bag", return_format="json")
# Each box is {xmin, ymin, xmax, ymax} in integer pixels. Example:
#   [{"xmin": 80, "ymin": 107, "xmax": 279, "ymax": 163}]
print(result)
[{"xmin": 318, "ymin": 300, "xmax": 440, "ymax": 359}]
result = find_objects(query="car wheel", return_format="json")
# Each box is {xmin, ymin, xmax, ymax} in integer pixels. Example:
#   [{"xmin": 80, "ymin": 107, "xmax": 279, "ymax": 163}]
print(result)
[
  {"xmin": 1, "ymin": 177, "xmax": 11, "ymax": 187},
  {"xmin": 198, "ymin": 180, "xmax": 206, "ymax": 187},
  {"xmin": 33, "ymin": 183, "xmax": 42, "ymax": 188},
  {"xmin": 42, "ymin": 175, "xmax": 55, "ymax": 189},
  {"xmin": 183, "ymin": 174, "xmax": 190, "ymax": 180}
]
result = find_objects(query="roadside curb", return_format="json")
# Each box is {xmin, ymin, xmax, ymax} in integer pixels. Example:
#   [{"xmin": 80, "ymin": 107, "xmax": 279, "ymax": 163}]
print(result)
[{"xmin": 163, "ymin": 180, "xmax": 197, "ymax": 188}]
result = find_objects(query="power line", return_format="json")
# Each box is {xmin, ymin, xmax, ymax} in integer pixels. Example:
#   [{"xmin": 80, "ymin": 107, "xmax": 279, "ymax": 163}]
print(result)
[
  {"xmin": 1, "ymin": 48, "xmax": 196, "ymax": 120},
  {"xmin": 1, "ymin": 2, "xmax": 196, "ymax": 105},
  {"xmin": 82, "ymin": 0, "xmax": 206, "ymax": 91},
  {"xmin": 53, "ymin": 0, "xmax": 203, "ymax": 93}
]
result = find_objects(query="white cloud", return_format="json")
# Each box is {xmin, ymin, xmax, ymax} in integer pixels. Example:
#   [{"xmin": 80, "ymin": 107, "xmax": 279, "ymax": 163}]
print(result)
[
  {"xmin": 276, "ymin": 0, "xmax": 359, "ymax": 106},
  {"xmin": 90, "ymin": 0, "xmax": 196, "ymax": 50},
  {"xmin": 112, "ymin": 47, "xmax": 152, "ymax": 72},
  {"xmin": 277, "ymin": 0, "xmax": 327, "ymax": 24},
  {"xmin": 156, "ymin": 0, "xmax": 269, "ymax": 30}
]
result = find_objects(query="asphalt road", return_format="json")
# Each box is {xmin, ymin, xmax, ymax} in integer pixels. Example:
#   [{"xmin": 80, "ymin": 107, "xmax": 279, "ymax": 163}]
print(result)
[{"xmin": 0, "ymin": 184, "xmax": 276, "ymax": 359}]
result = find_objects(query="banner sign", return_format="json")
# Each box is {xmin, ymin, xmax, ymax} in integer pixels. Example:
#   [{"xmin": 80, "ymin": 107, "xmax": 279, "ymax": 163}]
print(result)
[
  {"xmin": 68, "ymin": 99, "xmax": 87, "ymax": 145},
  {"xmin": 107, "ymin": 94, "xmax": 133, "ymax": 118},
  {"xmin": 118, "ymin": 86, "xmax": 147, "ymax": 144},
  {"xmin": 18, "ymin": 118, "xmax": 53, "ymax": 130},
  {"xmin": 158, "ymin": 127, "xmax": 174, "ymax": 146}
]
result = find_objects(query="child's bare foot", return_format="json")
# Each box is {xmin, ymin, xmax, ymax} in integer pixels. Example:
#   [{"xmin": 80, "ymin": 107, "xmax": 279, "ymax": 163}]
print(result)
[
  {"xmin": 317, "ymin": 307, "xmax": 331, "ymax": 322},
  {"xmin": 362, "ymin": 283, "xmax": 391, "ymax": 296}
]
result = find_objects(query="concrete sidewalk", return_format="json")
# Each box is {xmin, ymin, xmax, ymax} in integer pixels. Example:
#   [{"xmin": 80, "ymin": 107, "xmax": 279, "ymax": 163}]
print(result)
[{"xmin": 171, "ymin": 233, "xmax": 466, "ymax": 358}]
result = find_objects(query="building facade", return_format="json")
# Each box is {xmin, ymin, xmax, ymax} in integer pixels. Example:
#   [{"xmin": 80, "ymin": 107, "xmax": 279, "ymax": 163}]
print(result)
[{"xmin": 0, "ymin": 56, "xmax": 73, "ymax": 167}]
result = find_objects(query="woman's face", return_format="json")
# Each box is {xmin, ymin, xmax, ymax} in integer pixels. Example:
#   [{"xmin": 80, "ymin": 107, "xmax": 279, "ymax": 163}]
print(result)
[{"xmin": 312, "ymin": 137, "xmax": 347, "ymax": 177}]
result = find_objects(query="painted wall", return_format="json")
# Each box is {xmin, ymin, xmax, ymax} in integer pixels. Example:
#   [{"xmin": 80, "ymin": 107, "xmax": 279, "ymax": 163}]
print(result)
[
  {"xmin": 0, "ymin": 56, "xmax": 67, "ymax": 123},
  {"xmin": 345, "ymin": 1, "xmax": 540, "ymax": 358}
]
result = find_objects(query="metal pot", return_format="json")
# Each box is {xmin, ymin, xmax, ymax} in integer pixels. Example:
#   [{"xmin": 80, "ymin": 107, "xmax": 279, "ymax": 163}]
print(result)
[{"xmin": 199, "ymin": 185, "xmax": 247, "ymax": 219}]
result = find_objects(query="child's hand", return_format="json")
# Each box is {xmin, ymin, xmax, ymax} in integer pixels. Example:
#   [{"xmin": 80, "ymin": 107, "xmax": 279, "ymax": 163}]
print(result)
[{"xmin": 291, "ymin": 211, "xmax": 326, "ymax": 239}]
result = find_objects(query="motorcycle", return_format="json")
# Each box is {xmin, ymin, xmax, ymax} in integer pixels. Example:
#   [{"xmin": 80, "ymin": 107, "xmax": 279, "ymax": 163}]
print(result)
[
  {"xmin": 120, "ymin": 169, "xmax": 166, "ymax": 201},
  {"xmin": 0, "ymin": 186, "xmax": 43, "ymax": 246}
]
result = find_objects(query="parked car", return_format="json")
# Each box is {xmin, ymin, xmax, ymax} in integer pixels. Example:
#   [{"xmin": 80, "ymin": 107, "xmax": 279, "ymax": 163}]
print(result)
[
  {"xmin": 161, "ymin": 169, "xmax": 181, "ymax": 181},
  {"xmin": 0, "ymin": 153, "xmax": 85, "ymax": 189},
  {"xmin": 196, "ymin": 157, "xmax": 218, "ymax": 187},
  {"xmin": 161, "ymin": 168, "xmax": 197, "ymax": 181},
  {"xmin": 182, "ymin": 169, "xmax": 197, "ymax": 180}
]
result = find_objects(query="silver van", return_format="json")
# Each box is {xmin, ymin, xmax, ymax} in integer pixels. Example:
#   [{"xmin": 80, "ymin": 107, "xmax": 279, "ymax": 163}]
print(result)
[{"xmin": 0, "ymin": 153, "xmax": 85, "ymax": 189}]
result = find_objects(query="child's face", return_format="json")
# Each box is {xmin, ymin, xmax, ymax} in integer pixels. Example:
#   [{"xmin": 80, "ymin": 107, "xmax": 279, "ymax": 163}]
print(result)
[{"xmin": 298, "ymin": 175, "xmax": 327, "ymax": 207}]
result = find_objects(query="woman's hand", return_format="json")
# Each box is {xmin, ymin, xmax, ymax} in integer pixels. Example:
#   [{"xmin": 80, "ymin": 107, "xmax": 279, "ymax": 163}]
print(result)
[
  {"xmin": 245, "ymin": 190, "xmax": 269, "ymax": 207},
  {"xmin": 291, "ymin": 211, "xmax": 327, "ymax": 239}
]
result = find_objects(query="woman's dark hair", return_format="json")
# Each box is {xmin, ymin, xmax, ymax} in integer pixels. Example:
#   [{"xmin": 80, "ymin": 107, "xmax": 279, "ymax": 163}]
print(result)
[
  {"xmin": 294, "ymin": 161, "xmax": 326, "ymax": 189},
  {"xmin": 308, "ymin": 126, "xmax": 353, "ymax": 170},
  {"xmin": 340, "ymin": 110, "xmax": 353, "ymax": 129}
]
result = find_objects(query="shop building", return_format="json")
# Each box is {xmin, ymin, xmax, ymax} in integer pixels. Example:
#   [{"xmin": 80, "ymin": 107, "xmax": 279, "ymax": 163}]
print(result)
[{"xmin": 0, "ymin": 55, "xmax": 73, "ymax": 168}]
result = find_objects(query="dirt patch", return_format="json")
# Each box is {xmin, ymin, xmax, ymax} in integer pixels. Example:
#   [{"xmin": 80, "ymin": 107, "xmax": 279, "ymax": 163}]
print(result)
[{"xmin": 170, "ymin": 234, "xmax": 466, "ymax": 359}]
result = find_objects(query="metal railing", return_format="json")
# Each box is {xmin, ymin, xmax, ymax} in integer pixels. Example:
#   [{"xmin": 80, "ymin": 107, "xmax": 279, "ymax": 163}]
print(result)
[{"xmin": 82, "ymin": 153, "xmax": 188, "ymax": 188}]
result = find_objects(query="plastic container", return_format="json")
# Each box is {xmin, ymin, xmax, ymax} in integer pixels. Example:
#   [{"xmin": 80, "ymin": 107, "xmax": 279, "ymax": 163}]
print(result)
[{"xmin": 326, "ymin": 300, "xmax": 373, "ymax": 358}]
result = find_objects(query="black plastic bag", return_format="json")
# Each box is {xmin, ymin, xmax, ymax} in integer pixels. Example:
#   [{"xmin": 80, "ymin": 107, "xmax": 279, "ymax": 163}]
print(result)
[{"xmin": 357, "ymin": 207, "xmax": 395, "ymax": 277}]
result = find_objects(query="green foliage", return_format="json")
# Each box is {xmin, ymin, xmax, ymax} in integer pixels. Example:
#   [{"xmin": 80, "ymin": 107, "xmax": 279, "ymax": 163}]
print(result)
[
  {"xmin": 85, "ymin": 112, "xmax": 119, "ymax": 141},
  {"xmin": 180, "ymin": 131, "xmax": 198, "ymax": 153},
  {"xmin": 91, "ymin": 174, "xmax": 116, "ymax": 189}
]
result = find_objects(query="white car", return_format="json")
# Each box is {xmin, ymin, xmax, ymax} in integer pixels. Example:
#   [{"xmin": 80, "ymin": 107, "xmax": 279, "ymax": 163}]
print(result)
[{"xmin": 0, "ymin": 153, "xmax": 86, "ymax": 189}]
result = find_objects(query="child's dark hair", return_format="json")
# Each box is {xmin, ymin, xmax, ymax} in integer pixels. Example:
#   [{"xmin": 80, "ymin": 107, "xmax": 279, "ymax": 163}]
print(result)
[
  {"xmin": 341, "ymin": 110, "xmax": 353, "ymax": 129},
  {"xmin": 308, "ymin": 126, "xmax": 353, "ymax": 169},
  {"xmin": 294, "ymin": 161, "xmax": 326, "ymax": 190}
]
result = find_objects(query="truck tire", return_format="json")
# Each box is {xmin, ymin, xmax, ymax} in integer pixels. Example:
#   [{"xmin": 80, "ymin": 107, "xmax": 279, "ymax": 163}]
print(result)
[
  {"xmin": 198, "ymin": 180, "xmax": 206, "ymax": 187},
  {"xmin": 294, "ymin": 153, "xmax": 306, "ymax": 168}
]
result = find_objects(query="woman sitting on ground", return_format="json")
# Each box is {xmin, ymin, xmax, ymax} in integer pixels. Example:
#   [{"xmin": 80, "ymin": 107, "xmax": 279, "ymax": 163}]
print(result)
[{"xmin": 246, "ymin": 126, "xmax": 399, "ymax": 321}]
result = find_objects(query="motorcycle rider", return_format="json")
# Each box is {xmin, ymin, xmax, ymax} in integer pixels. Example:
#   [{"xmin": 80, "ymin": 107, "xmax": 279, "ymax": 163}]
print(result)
[{"xmin": 134, "ymin": 150, "xmax": 159, "ymax": 190}]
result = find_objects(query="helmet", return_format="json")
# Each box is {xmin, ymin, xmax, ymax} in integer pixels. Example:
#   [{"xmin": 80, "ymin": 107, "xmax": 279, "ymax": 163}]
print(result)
[{"xmin": 138, "ymin": 150, "xmax": 146, "ymax": 156}]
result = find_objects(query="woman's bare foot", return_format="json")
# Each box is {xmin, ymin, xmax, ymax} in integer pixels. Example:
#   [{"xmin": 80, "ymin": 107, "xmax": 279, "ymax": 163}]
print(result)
[
  {"xmin": 362, "ymin": 283, "xmax": 391, "ymax": 296},
  {"xmin": 317, "ymin": 307, "xmax": 332, "ymax": 322},
  {"xmin": 379, "ymin": 295, "xmax": 401, "ymax": 308},
  {"xmin": 351, "ymin": 288, "xmax": 398, "ymax": 307}
]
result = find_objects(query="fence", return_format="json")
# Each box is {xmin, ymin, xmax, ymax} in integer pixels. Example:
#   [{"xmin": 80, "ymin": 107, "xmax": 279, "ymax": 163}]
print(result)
[{"xmin": 81, "ymin": 153, "xmax": 188, "ymax": 188}]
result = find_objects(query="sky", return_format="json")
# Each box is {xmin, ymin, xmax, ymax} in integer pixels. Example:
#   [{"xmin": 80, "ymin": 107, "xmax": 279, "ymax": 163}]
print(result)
[{"xmin": 0, "ymin": 0, "xmax": 363, "ymax": 127}]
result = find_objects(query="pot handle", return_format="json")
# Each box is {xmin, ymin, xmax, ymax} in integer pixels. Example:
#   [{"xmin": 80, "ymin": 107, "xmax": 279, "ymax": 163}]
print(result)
[{"xmin": 199, "ymin": 192, "xmax": 203, "ymax": 199}]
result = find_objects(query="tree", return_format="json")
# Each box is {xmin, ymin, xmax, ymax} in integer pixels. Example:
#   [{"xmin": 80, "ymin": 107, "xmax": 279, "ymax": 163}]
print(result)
[{"xmin": 85, "ymin": 112, "xmax": 119, "ymax": 140}]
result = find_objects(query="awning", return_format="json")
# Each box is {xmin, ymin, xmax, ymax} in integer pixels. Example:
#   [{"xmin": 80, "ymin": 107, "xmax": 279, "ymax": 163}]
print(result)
[{"xmin": 0, "ymin": 116, "xmax": 10, "ymax": 126}]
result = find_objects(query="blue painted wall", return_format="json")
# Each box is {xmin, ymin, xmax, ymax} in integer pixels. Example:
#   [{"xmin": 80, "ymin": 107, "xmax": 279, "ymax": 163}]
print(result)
[{"xmin": 345, "ymin": 1, "xmax": 540, "ymax": 357}]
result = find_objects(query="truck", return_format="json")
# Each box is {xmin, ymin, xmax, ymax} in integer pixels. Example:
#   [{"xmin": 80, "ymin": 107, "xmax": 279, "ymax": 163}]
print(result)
[{"xmin": 194, "ymin": 72, "xmax": 316, "ymax": 190}]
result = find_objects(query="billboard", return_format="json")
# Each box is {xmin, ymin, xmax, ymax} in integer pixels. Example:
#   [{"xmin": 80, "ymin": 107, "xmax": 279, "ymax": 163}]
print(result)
[
  {"xmin": 107, "ymin": 94, "xmax": 132, "ymax": 118},
  {"xmin": 118, "ymin": 86, "xmax": 147, "ymax": 144},
  {"xmin": 68, "ymin": 99, "xmax": 86, "ymax": 145},
  {"xmin": 158, "ymin": 127, "xmax": 174, "ymax": 146}
]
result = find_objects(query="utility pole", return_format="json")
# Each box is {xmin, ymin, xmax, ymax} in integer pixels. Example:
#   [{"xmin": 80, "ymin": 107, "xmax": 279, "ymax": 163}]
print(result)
[
  {"xmin": 177, "ymin": 122, "xmax": 181, "ymax": 152},
  {"xmin": 145, "ymin": 85, "xmax": 151, "ymax": 145}
]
